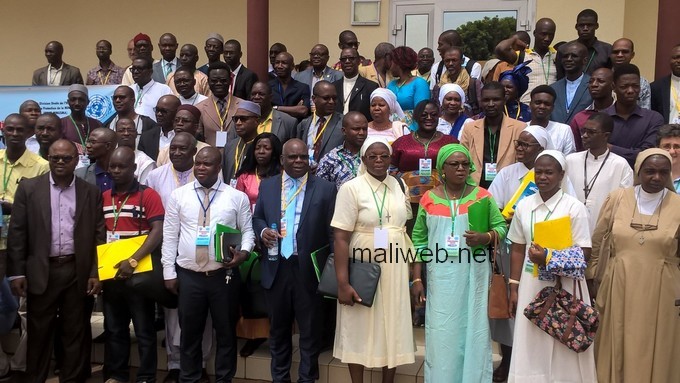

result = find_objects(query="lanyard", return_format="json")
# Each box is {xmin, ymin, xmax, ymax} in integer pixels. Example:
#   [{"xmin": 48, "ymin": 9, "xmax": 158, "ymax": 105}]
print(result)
[
  {"xmin": 281, "ymin": 175, "xmax": 308, "ymax": 211},
  {"xmin": 2, "ymin": 156, "xmax": 15, "ymax": 196},
  {"xmin": 414, "ymin": 132, "xmax": 436, "ymax": 157},
  {"xmin": 98, "ymin": 68, "xmax": 112, "ymax": 85},
  {"xmin": 212, "ymin": 96, "xmax": 232, "ymax": 130},
  {"xmin": 671, "ymin": 83, "xmax": 680, "ymax": 114},
  {"xmin": 540, "ymin": 51, "xmax": 552, "ymax": 84},
  {"xmin": 172, "ymin": 167, "xmax": 193, "ymax": 187},
  {"xmin": 369, "ymin": 181, "xmax": 388, "ymax": 227},
  {"xmin": 111, "ymin": 193, "xmax": 132, "ymax": 232},
  {"xmin": 583, "ymin": 150, "xmax": 610, "ymax": 200},
  {"xmin": 195, "ymin": 182, "xmax": 220, "ymax": 226},
  {"xmin": 70, "ymin": 115, "xmax": 91, "ymax": 148},
  {"xmin": 442, "ymin": 184, "xmax": 467, "ymax": 235},
  {"xmin": 530, "ymin": 192, "xmax": 564, "ymax": 241},
  {"xmin": 48, "ymin": 64, "xmax": 61, "ymax": 85},
  {"xmin": 233, "ymin": 138, "xmax": 251, "ymax": 174},
  {"xmin": 135, "ymin": 83, "xmax": 155, "ymax": 107},
  {"xmin": 487, "ymin": 126, "xmax": 498, "ymax": 163},
  {"xmin": 504, "ymin": 102, "xmax": 521, "ymax": 120},
  {"xmin": 338, "ymin": 151, "xmax": 359, "ymax": 177},
  {"xmin": 313, "ymin": 115, "xmax": 332, "ymax": 145}
]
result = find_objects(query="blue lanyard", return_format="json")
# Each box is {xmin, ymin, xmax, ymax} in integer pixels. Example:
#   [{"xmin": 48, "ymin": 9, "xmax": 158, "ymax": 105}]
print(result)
[{"xmin": 195, "ymin": 182, "xmax": 220, "ymax": 226}]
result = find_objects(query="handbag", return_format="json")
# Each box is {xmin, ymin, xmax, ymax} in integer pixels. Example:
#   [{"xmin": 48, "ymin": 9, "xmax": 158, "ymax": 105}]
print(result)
[
  {"xmin": 523, "ymin": 277, "xmax": 599, "ymax": 352},
  {"xmin": 239, "ymin": 253, "xmax": 268, "ymax": 319},
  {"xmin": 488, "ymin": 234, "xmax": 510, "ymax": 319},
  {"xmin": 125, "ymin": 186, "xmax": 178, "ymax": 308},
  {"xmin": 317, "ymin": 254, "xmax": 381, "ymax": 307},
  {"xmin": 545, "ymin": 246, "xmax": 587, "ymax": 280}
]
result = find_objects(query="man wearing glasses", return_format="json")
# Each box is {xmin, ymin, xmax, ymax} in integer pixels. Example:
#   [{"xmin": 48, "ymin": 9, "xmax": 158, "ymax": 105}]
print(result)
[
  {"xmin": 106, "ymin": 85, "xmax": 156, "ymax": 140},
  {"xmin": 294, "ymin": 44, "xmax": 343, "ymax": 105},
  {"xmin": 75, "ymin": 128, "xmax": 118, "ymax": 193},
  {"xmin": 333, "ymin": 48, "xmax": 378, "ymax": 122},
  {"xmin": 222, "ymin": 101, "xmax": 261, "ymax": 184},
  {"xmin": 138, "ymin": 95, "xmax": 181, "ymax": 161},
  {"xmin": 130, "ymin": 57, "xmax": 173, "ymax": 122}
]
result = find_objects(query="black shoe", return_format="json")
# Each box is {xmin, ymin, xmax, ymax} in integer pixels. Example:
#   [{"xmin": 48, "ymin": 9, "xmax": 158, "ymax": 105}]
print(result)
[
  {"xmin": 92, "ymin": 331, "xmax": 107, "ymax": 343},
  {"xmin": 0, "ymin": 371, "xmax": 14, "ymax": 382},
  {"xmin": 163, "ymin": 369, "xmax": 180, "ymax": 383},
  {"xmin": 155, "ymin": 317, "xmax": 165, "ymax": 331},
  {"xmin": 240, "ymin": 338, "xmax": 266, "ymax": 357},
  {"xmin": 199, "ymin": 369, "xmax": 210, "ymax": 383}
]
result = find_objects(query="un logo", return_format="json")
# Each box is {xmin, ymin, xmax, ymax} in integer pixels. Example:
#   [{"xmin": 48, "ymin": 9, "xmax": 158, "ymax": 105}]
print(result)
[{"xmin": 87, "ymin": 94, "xmax": 113, "ymax": 121}]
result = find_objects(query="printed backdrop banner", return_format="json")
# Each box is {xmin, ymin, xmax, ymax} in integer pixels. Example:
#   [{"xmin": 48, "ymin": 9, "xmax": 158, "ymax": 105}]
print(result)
[{"xmin": 0, "ymin": 85, "xmax": 118, "ymax": 125}]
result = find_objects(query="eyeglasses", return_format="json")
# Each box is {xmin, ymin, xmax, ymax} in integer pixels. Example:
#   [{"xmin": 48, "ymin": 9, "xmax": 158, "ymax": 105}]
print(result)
[
  {"xmin": 339, "ymin": 56, "xmax": 358, "ymax": 62},
  {"xmin": 366, "ymin": 154, "xmax": 390, "ymax": 161},
  {"xmin": 420, "ymin": 112, "xmax": 438, "ymax": 119},
  {"xmin": 514, "ymin": 140, "xmax": 542, "ymax": 149},
  {"xmin": 309, "ymin": 52, "xmax": 328, "ymax": 58},
  {"xmin": 232, "ymin": 115, "xmax": 257, "ymax": 123},
  {"xmin": 444, "ymin": 161, "xmax": 470, "ymax": 169},
  {"xmin": 129, "ymin": 66, "xmax": 149, "ymax": 73},
  {"xmin": 283, "ymin": 154, "xmax": 310, "ymax": 161},
  {"xmin": 48, "ymin": 155, "xmax": 75, "ymax": 163},
  {"xmin": 580, "ymin": 128, "xmax": 604, "ymax": 136}
]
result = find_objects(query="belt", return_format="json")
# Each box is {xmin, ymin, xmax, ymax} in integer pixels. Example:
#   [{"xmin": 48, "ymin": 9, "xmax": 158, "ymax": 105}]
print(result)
[
  {"xmin": 49, "ymin": 254, "xmax": 75, "ymax": 264},
  {"xmin": 180, "ymin": 266, "xmax": 225, "ymax": 277}
]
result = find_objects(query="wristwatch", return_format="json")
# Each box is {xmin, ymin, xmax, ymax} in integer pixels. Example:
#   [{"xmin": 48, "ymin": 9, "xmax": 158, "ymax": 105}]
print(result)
[
  {"xmin": 128, "ymin": 258, "xmax": 138, "ymax": 268},
  {"xmin": 273, "ymin": 105, "xmax": 279, "ymax": 110}
]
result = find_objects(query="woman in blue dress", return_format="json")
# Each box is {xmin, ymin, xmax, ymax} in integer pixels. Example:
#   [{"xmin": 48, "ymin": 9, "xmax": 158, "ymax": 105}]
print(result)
[
  {"xmin": 387, "ymin": 46, "xmax": 431, "ymax": 130},
  {"xmin": 499, "ymin": 61, "xmax": 533, "ymax": 122}
]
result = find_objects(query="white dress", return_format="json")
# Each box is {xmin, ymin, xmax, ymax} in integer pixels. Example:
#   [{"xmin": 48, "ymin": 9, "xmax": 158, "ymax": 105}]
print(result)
[{"xmin": 506, "ymin": 190, "xmax": 597, "ymax": 383}]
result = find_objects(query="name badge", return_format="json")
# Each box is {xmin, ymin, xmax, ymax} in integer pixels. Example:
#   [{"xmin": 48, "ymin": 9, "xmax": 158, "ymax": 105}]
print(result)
[
  {"xmin": 419, "ymin": 158, "xmax": 432, "ymax": 177},
  {"xmin": 279, "ymin": 215, "xmax": 288, "ymax": 238},
  {"xmin": 107, "ymin": 231, "xmax": 120, "ymax": 243},
  {"xmin": 672, "ymin": 117, "xmax": 680, "ymax": 124},
  {"xmin": 445, "ymin": 234, "xmax": 460, "ymax": 255},
  {"xmin": 229, "ymin": 178, "xmax": 238, "ymax": 188},
  {"xmin": 308, "ymin": 148, "xmax": 317, "ymax": 168},
  {"xmin": 484, "ymin": 162, "xmax": 497, "ymax": 182},
  {"xmin": 80, "ymin": 155, "xmax": 91, "ymax": 167},
  {"xmin": 374, "ymin": 227, "xmax": 388, "ymax": 249},
  {"xmin": 215, "ymin": 131, "xmax": 228, "ymax": 148},
  {"xmin": 196, "ymin": 225, "xmax": 211, "ymax": 246}
]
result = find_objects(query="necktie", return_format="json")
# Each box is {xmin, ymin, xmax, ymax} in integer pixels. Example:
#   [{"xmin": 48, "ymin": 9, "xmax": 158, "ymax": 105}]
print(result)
[
  {"xmin": 229, "ymin": 72, "xmax": 236, "ymax": 95},
  {"xmin": 313, "ymin": 116, "xmax": 326, "ymax": 162},
  {"xmin": 165, "ymin": 62, "xmax": 173, "ymax": 78},
  {"xmin": 217, "ymin": 99, "xmax": 226, "ymax": 117},
  {"xmin": 280, "ymin": 179, "xmax": 297, "ymax": 258},
  {"xmin": 195, "ymin": 187, "xmax": 211, "ymax": 268}
]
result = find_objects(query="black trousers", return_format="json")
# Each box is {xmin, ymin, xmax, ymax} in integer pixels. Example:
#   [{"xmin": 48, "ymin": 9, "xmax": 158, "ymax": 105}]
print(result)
[
  {"xmin": 265, "ymin": 255, "xmax": 324, "ymax": 383},
  {"xmin": 26, "ymin": 261, "xmax": 90, "ymax": 383},
  {"xmin": 177, "ymin": 266, "xmax": 241, "ymax": 383}
]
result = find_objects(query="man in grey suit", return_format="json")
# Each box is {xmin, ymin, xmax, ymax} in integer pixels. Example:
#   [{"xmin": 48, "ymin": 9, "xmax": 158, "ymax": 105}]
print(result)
[
  {"xmin": 152, "ymin": 33, "xmax": 179, "ymax": 84},
  {"xmin": 333, "ymin": 47, "xmax": 378, "ymax": 122},
  {"xmin": 32, "ymin": 41, "xmax": 83, "ymax": 86},
  {"xmin": 250, "ymin": 81, "xmax": 297, "ymax": 145},
  {"xmin": 296, "ymin": 81, "xmax": 344, "ymax": 170},
  {"xmin": 550, "ymin": 41, "xmax": 592, "ymax": 124},
  {"xmin": 294, "ymin": 44, "xmax": 343, "ymax": 104}
]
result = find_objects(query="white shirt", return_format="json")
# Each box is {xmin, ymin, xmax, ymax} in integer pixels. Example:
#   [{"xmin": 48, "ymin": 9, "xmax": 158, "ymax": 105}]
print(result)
[
  {"xmin": 135, "ymin": 150, "xmax": 157, "ymax": 184},
  {"xmin": 26, "ymin": 135, "xmax": 40, "ymax": 154},
  {"xmin": 671, "ymin": 74, "xmax": 680, "ymax": 123},
  {"xmin": 132, "ymin": 81, "xmax": 173, "ymax": 122},
  {"xmin": 528, "ymin": 121, "xmax": 576, "ymax": 155},
  {"xmin": 144, "ymin": 163, "xmax": 194, "ymax": 207},
  {"xmin": 282, "ymin": 171, "xmax": 306, "ymax": 254},
  {"xmin": 436, "ymin": 117, "xmax": 473, "ymax": 141},
  {"xmin": 158, "ymin": 129, "xmax": 175, "ymax": 152},
  {"xmin": 230, "ymin": 64, "xmax": 242, "ymax": 95},
  {"xmin": 342, "ymin": 75, "xmax": 359, "ymax": 114},
  {"xmin": 566, "ymin": 73, "xmax": 584, "ymax": 111},
  {"xmin": 634, "ymin": 185, "xmax": 667, "ymax": 215},
  {"xmin": 47, "ymin": 64, "xmax": 63, "ymax": 86},
  {"xmin": 161, "ymin": 58, "xmax": 178, "ymax": 80},
  {"xmin": 162, "ymin": 180, "xmax": 255, "ymax": 279},
  {"xmin": 179, "ymin": 93, "xmax": 208, "ymax": 106},
  {"xmin": 566, "ymin": 149, "xmax": 633, "ymax": 234}
]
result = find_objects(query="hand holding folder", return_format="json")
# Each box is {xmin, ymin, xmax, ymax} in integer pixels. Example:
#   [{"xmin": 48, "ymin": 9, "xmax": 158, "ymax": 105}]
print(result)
[
  {"xmin": 214, "ymin": 224, "xmax": 242, "ymax": 263},
  {"xmin": 97, "ymin": 235, "xmax": 153, "ymax": 280},
  {"xmin": 502, "ymin": 170, "xmax": 538, "ymax": 219},
  {"xmin": 533, "ymin": 216, "xmax": 573, "ymax": 277}
]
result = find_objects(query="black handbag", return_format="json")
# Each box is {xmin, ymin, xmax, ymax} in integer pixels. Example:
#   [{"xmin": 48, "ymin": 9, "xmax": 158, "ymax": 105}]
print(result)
[
  {"xmin": 124, "ymin": 186, "xmax": 178, "ymax": 308},
  {"xmin": 317, "ymin": 254, "xmax": 381, "ymax": 307},
  {"xmin": 240, "ymin": 254, "xmax": 268, "ymax": 319}
]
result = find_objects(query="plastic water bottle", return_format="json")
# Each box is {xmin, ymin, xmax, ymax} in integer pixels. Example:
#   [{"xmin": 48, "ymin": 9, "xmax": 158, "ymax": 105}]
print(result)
[{"xmin": 268, "ymin": 223, "xmax": 279, "ymax": 261}]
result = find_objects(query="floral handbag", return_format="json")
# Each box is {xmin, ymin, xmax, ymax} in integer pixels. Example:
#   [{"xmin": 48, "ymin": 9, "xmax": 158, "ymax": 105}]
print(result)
[
  {"xmin": 538, "ymin": 246, "xmax": 587, "ymax": 281},
  {"xmin": 523, "ymin": 277, "xmax": 599, "ymax": 353}
]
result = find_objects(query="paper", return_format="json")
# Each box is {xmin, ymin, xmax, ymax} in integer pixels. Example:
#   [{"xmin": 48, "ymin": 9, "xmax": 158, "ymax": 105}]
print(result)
[
  {"xmin": 374, "ymin": 227, "xmax": 388, "ymax": 249},
  {"xmin": 106, "ymin": 231, "xmax": 120, "ymax": 243},
  {"xmin": 484, "ymin": 162, "xmax": 497, "ymax": 181},
  {"xmin": 533, "ymin": 216, "xmax": 573, "ymax": 276},
  {"xmin": 419, "ymin": 158, "xmax": 432, "ymax": 177},
  {"xmin": 215, "ymin": 131, "xmax": 228, "ymax": 147},
  {"xmin": 502, "ymin": 170, "xmax": 539, "ymax": 219},
  {"xmin": 214, "ymin": 224, "xmax": 241, "ymax": 262},
  {"xmin": 196, "ymin": 226, "xmax": 210, "ymax": 246},
  {"xmin": 97, "ymin": 235, "xmax": 152, "ymax": 280}
]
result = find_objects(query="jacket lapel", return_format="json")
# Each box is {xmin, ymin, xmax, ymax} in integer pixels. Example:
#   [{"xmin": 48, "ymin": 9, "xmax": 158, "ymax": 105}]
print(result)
[
  {"xmin": 39, "ymin": 175, "xmax": 52, "ymax": 238},
  {"xmin": 299, "ymin": 176, "xmax": 315, "ymax": 227},
  {"xmin": 568, "ymin": 76, "xmax": 590, "ymax": 120},
  {"xmin": 74, "ymin": 178, "xmax": 90, "ymax": 225},
  {"xmin": 472, "ymin": 122, "xmax": 484, "ymax": 168},
  {"xmin": 349, "ymin": 78, "xmax": 366, "ymax": 104},
  {"xmin": 663, "ymin": 76, "xmax": 671, "ymax": 120},
  {"xmin": 205, "ymin": 97, "xmax": 221, "ymax": 127},
  {"xmin": 320, "ymin": 114, "xmax": 339, "ymax": 153},
  {"xmin": 496, "ymin": 116, "xmax": 515, "ymax": 165}
]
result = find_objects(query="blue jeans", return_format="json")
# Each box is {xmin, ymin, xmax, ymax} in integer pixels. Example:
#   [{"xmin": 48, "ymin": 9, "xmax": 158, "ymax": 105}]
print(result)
[{"xmin": 103, "ymin": 279, "xmax": 157, "ymax": 382}]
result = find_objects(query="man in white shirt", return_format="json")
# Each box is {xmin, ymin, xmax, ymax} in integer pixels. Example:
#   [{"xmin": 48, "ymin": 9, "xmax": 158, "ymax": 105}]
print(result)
[
  {"xmin": 19, "ymin": 100, "xmax": 41, "ymax": 154},
  {"xmin": 528, "ymin": 85, "xmax": 576, "ymax": 155},
  {"xmin": 130, "ymin": 57, "xmax": 173, "ymax": 122},
  {"xmin": 173, "ymin": 66, "xmax": 208, "ymax": 106},
  {"xmin": 156, "ymin": 105, "xmax": 210, "ymax": 166},
  {"xmin": 114, "ymin": 118, "xmax": 156, "ymax": 184},
  {"xmin": 566, "ymin": 112, "xmax": 633, "ymax": 233},
  {"xmin": 162, "ymin": 146, "xmax": 254, "ymax": 383}
]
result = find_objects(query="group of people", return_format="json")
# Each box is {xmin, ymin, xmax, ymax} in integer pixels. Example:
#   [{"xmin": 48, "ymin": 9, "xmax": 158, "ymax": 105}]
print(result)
[{"xmin": 0, "ymin": 6, "xmax": 678, "ymax": 383}]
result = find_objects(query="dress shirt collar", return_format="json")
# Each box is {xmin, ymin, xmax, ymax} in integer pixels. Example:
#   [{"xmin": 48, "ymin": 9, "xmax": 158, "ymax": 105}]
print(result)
[
  {"xmin": 566, "ymin": 73, "xmax": 584, "ymax": 86},
  {"xmin": 606, "ymin": 103, "xmax": 643, "ymax": 118},
  {"xmin": 232, "ymin": 64, "xmax": 242, "ymax": 75},
  {"xmin": 7, "ymin": 149, "xmax": 33, "ymax": 167},
  {"xmin": 112, "ymin": 179, "xmax": 140, "ymax": 195},
  {"xmin": 671, "ymin": 74, "xmax": 680, "ymax": 84},
  {"xmin": 137, "ymin": 80, "xmax": 156, "ymax": 92},
  {"xmin": 282, "ymin": 171, "xmax": 308, "ymax": 186},
  {"xmin": 94, "ymin": 162, "xmax": 109, "ymax": 176},
  {"xmin": 364, "ymin": 171, "xmax": 392, "ymax": 191},
  {"xmin": 161, "ymin": 58, "xmax": 178, "ymax": 67},
  {"xmin": 535, "ymin": 189, "xmax": 565, "ymax": 211},
  {"xmin": 587, "ymin": 149, "xmax": 610, "ymax": 160},
  {"xmin": 344, "ymin": 74, "xmax": 359, "ymax": 82},
  {"xmin": 97, "ymin": 61, "xmax": 118, "ymax": 72},
  {"xmin": 193, "ymin": 179, "xmax": 224, "ymax": 192},
  {"xmin": 49, "ymin": 173, "xmax": 76, "ymax": 187}
]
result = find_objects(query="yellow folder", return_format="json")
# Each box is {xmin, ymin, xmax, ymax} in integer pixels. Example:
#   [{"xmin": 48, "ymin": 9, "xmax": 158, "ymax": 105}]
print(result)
[
  {"xmin": 533, "ymin": 216, "xmax": 573, "ymax": 276},
  {"xmin": 97, "ymin": 235, "xmax": 153, "ymax": 281},
  {"xmin": 502, "ymin": 170, "xmax": 538, "ymax": 219}
]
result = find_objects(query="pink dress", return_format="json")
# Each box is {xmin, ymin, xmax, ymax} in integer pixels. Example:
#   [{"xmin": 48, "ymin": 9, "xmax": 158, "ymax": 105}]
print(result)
[{"xmin": 235, "ymin": 172, "xmax": 260, "ymax": 211}]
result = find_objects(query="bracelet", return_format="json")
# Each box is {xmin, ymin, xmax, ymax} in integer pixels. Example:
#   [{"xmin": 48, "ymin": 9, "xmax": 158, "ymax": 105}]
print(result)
[
  {"xmin": 412, "ymin": 278, "xmax": 422, "ymax": 284},
  {"xmin": 486, "ymin": 231, "xmax": 493, "ymax": 245},
  {"xmin": 508, "ymin": 278, "xmax": 520, "ymax": 285}
]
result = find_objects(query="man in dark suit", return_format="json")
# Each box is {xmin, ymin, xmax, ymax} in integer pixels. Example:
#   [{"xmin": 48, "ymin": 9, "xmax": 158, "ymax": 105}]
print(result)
[
  {"xmin": 8, "ymin": 139, "xmax": 105, "ymax": 382},
  {"xmin": 32, "ymin": 41, "xmax": 83, "ymax": 86},
  {"xmin": 152, "ymin": 33, "xmax": 179, "ymax": 84},
  {"xmin": 250, "ymin": 81, "xmax": 297, "ymax": 144},
  {"xmin": 333, "ymin": 47, "xmax": 378, "ymax": 122},
  {"xmin": 651, "ymin": 43, "xmax": 680, "ymax": 124},
  {"xmin": 139, "ymin": 95, "xmax": 181, "ymax": 161},
  {"xmin": 106, "ymin": 85, "xmax": 156, "ymax": 136},
  {"xmin": 550, "ymin": 41, "xmax": 592, "ymax": 124},
  {"xmin": 253, "ymin": 138, "xmax": 336, "ymax": 383},
  {"xmin": 224, "ymin": 39, "xmax": 259, "ymax": 100},
  {"xmin": 269, "ymin": 52, "xmax": 310, "ymax": 119},
  {"xmin": 294, "ymin": 44, "xmax": 343, "ymax": 100},
  {"xmin": 296, "ymin": 81, "xmax": 344, "ymax": 170}
]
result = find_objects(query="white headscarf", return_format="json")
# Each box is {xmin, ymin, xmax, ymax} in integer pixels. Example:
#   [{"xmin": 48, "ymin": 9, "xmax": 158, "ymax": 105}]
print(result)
[
  {"xmin": 523, "ymin": 125, "xmax": 554, "ymax": 150},
  {"xmin": 370, "ymin": 88, "xmax": 406, "ymax": 121},
  {"xmin": 536, "ymin": 150, "xmax": 567, "ymax": 171},
  {"xmin": 438, "ymin": 83, "xmax": 466, "ymax": 107},
  {"xmin": 358, "ymin": 136, "xmax": 392, "ymax": 176}
]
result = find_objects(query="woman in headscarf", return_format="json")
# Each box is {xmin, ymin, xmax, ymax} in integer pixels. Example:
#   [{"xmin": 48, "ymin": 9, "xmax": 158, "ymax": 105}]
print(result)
[
  {"xmin": 437, "ymin": 83, "xmax": 473, "ymax": 141},
  {"xmin": 367, "ymin": 88, "xmax": 409, "ymax": 144},
  {"xmin": 411, "ymin": 144, "xmax": 507, "ymax": 382},
  {"xmin": 499, "ymin": 61, "xmax": 533, "ymax": 122},
  {"xmin": 506, "ymin": 150, "xmax": 596, "ymax": 382},
  {"xmin": 589, "ymin": 148, "xmax": 680, "ymax": 382},
  {"xmin": 332, "ymin": 137, "xmax": 416, "ymax": 383}
]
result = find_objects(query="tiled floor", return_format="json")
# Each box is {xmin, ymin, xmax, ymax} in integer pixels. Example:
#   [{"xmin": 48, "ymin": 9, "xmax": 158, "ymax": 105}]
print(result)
[{"xmin": 4, "ymin": 313, "xmax": 501, "ymax": 382}]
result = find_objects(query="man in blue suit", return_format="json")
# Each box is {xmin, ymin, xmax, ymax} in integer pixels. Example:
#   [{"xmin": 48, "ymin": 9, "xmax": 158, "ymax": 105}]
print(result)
[
  {"xmin": 253, "ymin": 138, "xmax": 336, "ymax": 383},
  {"xmin": 550, "ymin": 41, "xmax": 592, "ymax": 124}
]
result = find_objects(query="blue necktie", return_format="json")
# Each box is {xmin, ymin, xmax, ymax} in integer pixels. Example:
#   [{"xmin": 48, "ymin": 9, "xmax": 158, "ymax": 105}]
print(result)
[{"xmin": 280, "ymin": 179, "xmax": 297, "ymax": 258}]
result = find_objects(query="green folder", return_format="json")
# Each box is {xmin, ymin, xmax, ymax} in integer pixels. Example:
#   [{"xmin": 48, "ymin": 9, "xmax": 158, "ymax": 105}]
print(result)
[
  {"xmin": 310, "ymin": 244, "xmax": 331, "ymax": 282},
  {"xmin": 468, "ymin": 197, "xmax": 491, "ymax": 252},
  {"xmin": 214, "ymin": 224, "xmax": 241, "ymax": 262}
]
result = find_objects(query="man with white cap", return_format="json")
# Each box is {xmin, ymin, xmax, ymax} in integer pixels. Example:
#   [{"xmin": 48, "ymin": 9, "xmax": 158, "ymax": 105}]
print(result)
[
  {"xmin": 566, "ymin": 112, "xmax": 633, "ymax": 233},
  {"xmin": 222, "ymin": 100, "xmax": 261, "ymax": 184},
  {"xmin": 197, "ymin": 33, "xmax": 224, "ymax": 75},
  {"xmin": 60, "ymin": 84, "xmax": 103, "ymax": 165},
  {"xmin": 527, "ymin": 85, "xmax": 576, "ymax": 155}
]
